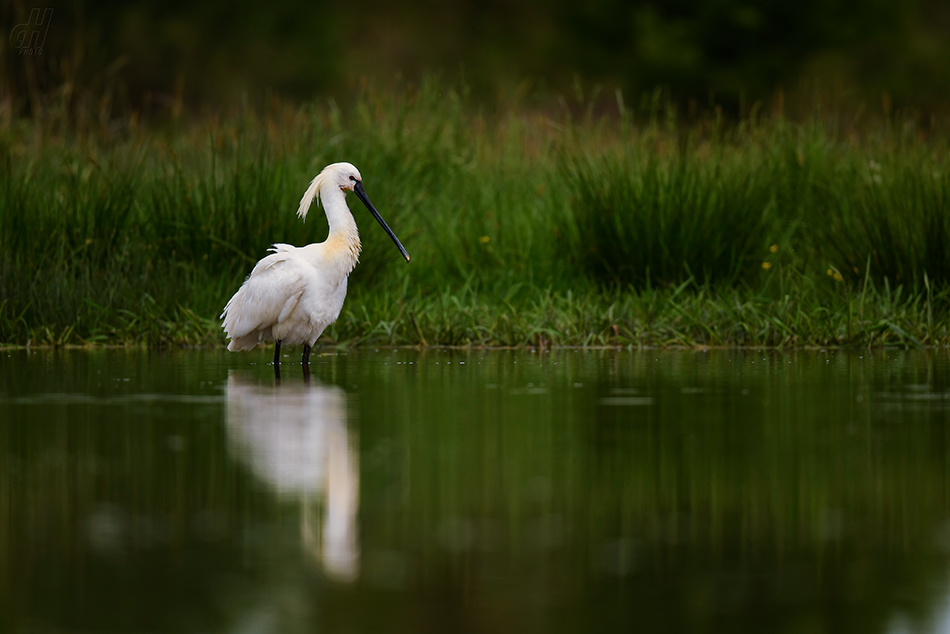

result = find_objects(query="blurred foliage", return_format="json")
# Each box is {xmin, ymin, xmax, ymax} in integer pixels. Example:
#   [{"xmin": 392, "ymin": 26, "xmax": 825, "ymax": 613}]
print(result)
[
  {"xmin": 565, "ymin": 149, "xmax": 777, "ymax": 287},
  {"xmin": 2, "ymin": 82, "xmax": 950, "ymax": 348},
  {"xmin": 2, "ymin": 0, "xmax": 950, "ymax": 116}
]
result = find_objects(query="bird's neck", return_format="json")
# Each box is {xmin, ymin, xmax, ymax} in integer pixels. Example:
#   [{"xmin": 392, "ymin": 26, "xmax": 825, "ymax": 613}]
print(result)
[{"xmin": 321, "ymin": 187, "xmax": 361, "ymax": 273}]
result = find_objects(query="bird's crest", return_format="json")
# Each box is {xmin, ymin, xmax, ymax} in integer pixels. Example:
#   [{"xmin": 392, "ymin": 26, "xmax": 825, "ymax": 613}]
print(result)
[{"xmin": 297, "ymin": 167, "xmax": 330, "ymax": 220}]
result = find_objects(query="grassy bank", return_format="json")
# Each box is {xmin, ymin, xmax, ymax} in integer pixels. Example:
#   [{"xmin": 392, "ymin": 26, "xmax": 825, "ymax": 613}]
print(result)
[{"xmin": 2, "ymin": 81, "xmax": 949, "ymax": 348}]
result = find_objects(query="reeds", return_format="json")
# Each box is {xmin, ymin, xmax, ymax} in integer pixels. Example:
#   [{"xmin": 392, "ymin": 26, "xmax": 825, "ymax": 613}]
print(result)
[{"xmin": 1, "ymin": 82, "xmax": 949, "ymax": 347}]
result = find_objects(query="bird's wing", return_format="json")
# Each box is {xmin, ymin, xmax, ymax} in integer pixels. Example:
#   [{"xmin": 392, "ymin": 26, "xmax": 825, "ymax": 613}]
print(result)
[
  {"xmin": 247, "ymin": 243, "xmax": 296, "ymax": 275},
  {"xmin": 221, "ymin": 249, "xmax": 308, "ymax": 340}
]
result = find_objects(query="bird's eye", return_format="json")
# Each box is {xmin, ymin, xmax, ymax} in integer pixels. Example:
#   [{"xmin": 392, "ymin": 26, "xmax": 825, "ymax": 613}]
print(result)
[{"xmin": 349, "ymin": 175, "xmax": 356, "ymax": 182}]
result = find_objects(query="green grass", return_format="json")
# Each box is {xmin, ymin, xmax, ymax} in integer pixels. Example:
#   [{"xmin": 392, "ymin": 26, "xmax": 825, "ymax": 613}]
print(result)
[{"xmin": 1, "ymin": 80, "xmax": 949, "ymax": 348}]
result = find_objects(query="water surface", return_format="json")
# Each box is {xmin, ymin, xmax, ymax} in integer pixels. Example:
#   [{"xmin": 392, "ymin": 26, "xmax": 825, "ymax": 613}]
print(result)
[{"xmin": 2, "ymin": 348, "xmax": 950, "ymax": 633}]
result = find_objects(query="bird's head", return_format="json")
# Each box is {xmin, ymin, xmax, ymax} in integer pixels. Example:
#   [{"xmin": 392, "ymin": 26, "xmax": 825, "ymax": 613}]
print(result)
[
  {"xmin": 297, "ymin": 162, "xmax": 410, "ymax": 263},
  {"xmin": 297, "ymin": 162, "xmax": 362, "ymax": 219},
  {"xmin": 332, "ymin": 162, "xmax": 364, "ymax": 192}
]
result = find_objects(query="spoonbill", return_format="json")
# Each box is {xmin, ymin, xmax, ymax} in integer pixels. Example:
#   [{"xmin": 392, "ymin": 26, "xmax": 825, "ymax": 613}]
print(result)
[{"xmin": 221, "ymin": 162, "xmax": 409, "ymax": 369}]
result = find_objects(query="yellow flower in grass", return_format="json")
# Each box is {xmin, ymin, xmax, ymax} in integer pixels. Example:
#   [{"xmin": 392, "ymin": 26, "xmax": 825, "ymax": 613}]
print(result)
[
  {"xmin": 479, "ymin": 236, "xmax": 490, "ymax": 244},
  {"xmin": 769, "ymin": 244, "xmax": 778, "ymax": 253},
  {"xmin": 826, "ymin": 266, "xmax": 844, "ymax": 282},
  {"xmin": 762, "ymin": 262, "xmax": 772, "ymax": 270}
]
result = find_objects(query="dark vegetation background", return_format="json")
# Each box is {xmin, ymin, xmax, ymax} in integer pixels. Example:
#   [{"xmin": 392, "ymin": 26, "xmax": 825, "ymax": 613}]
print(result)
[
  {"xmin": 3, "ymin": 0, "xmax": 950, "ymax": 116},
  {"xmin": 2, "ymin": 0, "xmax": 950, "ymax": 348}
]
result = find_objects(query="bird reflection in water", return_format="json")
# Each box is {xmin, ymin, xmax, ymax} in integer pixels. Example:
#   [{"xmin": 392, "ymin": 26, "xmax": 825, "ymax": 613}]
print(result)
[{"xmin": 225, "ymin": 373, "xmax": 359, "ymax": 582}]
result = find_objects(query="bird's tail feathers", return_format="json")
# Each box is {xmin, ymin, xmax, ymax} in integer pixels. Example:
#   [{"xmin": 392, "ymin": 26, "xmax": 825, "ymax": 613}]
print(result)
[{"xmin": 297, "ymin": 168, "xmax": 330, "ymax": 220}]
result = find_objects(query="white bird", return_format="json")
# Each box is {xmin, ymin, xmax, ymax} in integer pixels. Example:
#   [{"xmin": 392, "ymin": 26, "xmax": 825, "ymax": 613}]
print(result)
[{"xmin": 221, "ymin": 162, "xmax": 409, "ymax": 368}]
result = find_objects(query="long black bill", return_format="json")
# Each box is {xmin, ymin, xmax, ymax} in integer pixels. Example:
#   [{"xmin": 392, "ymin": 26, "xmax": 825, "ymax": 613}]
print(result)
[{"xmin": 353, "ymin": 181, "xmax": 410, "ymax": 263}]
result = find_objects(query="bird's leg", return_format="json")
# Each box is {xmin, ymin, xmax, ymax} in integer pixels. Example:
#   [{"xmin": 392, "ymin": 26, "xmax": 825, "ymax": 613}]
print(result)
[
  {"xmin": 274, "ymin": 339, "xmax": 281, "ymax": 366},
  {"xmin": 302, "ymin": 344, "xmax": 312, "ymax": 382}
]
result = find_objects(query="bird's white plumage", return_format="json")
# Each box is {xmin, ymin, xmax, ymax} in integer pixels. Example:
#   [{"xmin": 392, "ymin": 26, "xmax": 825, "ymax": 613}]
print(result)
[
  {"xmin": 297, "ymin": 171, "xmax": 327, "ymax": 220},
  {"xmin": 221, "ymin": 163, "xmax": 365, "ymax": 352}
]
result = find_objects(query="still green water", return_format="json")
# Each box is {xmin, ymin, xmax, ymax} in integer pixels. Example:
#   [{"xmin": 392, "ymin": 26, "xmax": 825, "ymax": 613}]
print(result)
[{"xmin": 2, "ymin": 348, "xmax": 950, "ymax": 633}]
